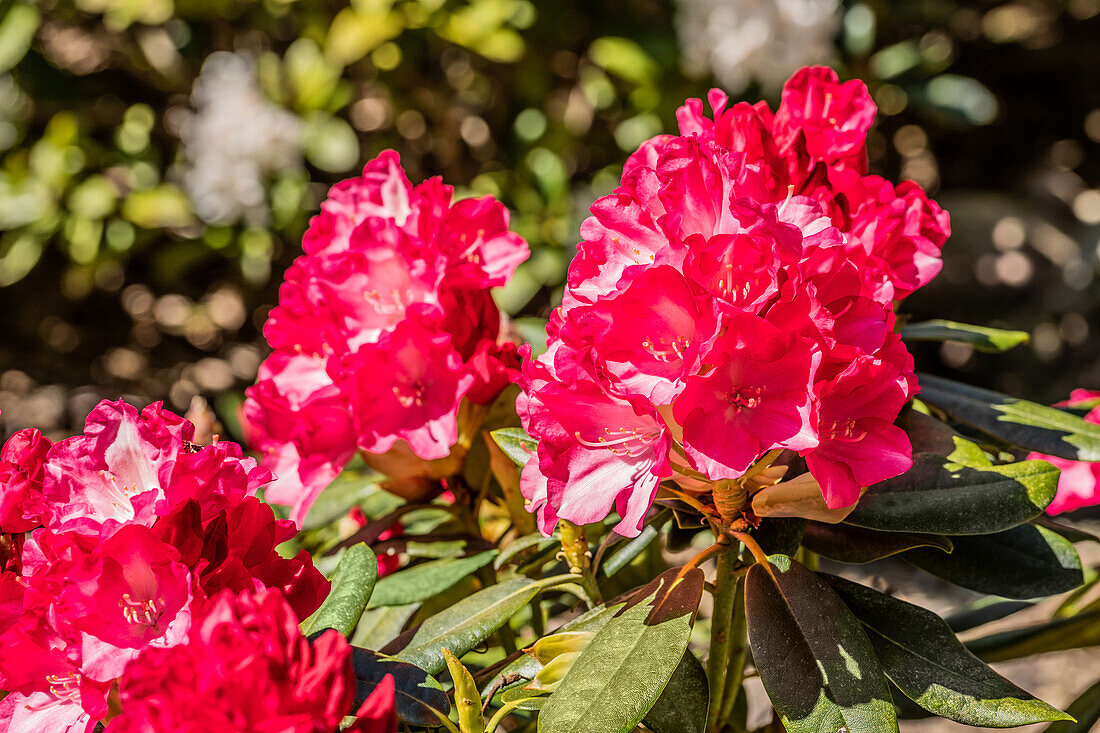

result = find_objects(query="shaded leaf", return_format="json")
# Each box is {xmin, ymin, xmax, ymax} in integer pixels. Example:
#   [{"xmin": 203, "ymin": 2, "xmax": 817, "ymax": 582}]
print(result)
[
  {"xmin": 301, "ymin": 470, "xmax": 387, "ymax": 530},
  {"xmin": 752, "ymin": 518, "xmax": 807, "ymax": 557},
  {"xmin": 642, "ymin": 648, "xmax": 709, "ymax": 733},
  {"xmin": 350, "ymin": 647, "xmax": 449, "ymax": 726},
  {"xmin": 746, "ymin": 555, "xmax": 898, "ymax": 733},
  {"xmin": 369, "ymin": 551, "xmax": 498, "ymax": 607},
  {"xmin": 901, "ymin": 320, "xmax": 1028, "ymax": 352},
  {"xmin": 352, "ymin": 603, "xmax": 420, "ymax": 650},
  {"xmin": 846, "ymin": 453, "xmax": 1058, "ymax": 535},
  {"xmin": 600, "ymin": 524, "xmax": 660, "ymax": 578},
  {"xmin": 822, "ymin": 574, "xmax": 1070, "ymax": 727},
  {"xmin": 538, "ymin": 567, "xmax": 704, "ymax": 733},
  {"xmin": 968, "ymin": 611, "xmax": 1100, "ymax": 663},
  {"xmin": 944, "ymin": 600, "xmax": 1035, "ymax": 634},
  {"xmin": 302, "ymin": 543, "xmax": 377, "ymax": 638},
  {"xmin": 495, "ymin": 531, "xmax": 559, "ymax": 570},
  {"xmin": 1034, "ymin": 516, "xmax": 1100, "ymax": 545},
  {"xmin": 1044, "ymin": 679, "xmax": 1100, "ymax": 732},
  {"xmin": 804, "ymin": 522, "xmax": 952, "ymax": 563},
  {"xmin": 905, "ymin": 525, "xmax": 1083, "ymax": 599},
  {"xmin": 917, "ymin": 373, "xmax": 1100, "ymax": 460},
  {"xmin": 394, "ymin": 575, "xmax": 575, "ymax": 675}
]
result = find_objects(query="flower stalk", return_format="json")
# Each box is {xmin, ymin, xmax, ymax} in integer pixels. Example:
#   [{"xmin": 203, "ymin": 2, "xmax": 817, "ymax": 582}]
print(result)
[
  {"xmin": 558, "ymin": 520, "xmax": 602, "ymax": 604},
  {"xmin": 706, "ymin": 542, "xmax": 740, "ymax": 732}
]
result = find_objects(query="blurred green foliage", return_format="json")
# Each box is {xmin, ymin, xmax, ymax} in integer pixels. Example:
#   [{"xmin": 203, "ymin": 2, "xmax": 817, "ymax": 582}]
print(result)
[{"xmin": 0, "ymin": 0, "xmax": 1097, "ymax": 437}]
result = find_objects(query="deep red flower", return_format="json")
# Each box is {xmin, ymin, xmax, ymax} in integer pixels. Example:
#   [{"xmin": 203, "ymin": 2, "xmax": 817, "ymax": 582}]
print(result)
[{"xmin": 106, "ymin": 588, "xmax": 396, "ymax": 733}]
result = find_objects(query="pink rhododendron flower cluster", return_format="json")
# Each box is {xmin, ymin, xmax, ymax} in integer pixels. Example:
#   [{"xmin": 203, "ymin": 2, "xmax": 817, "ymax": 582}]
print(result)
[
  {"xmin": 520, "ymin": 67, "xmax": 949, "ymax": 537},
  {"xmin": 0, "ymin": 400, "xmax": 330, "ymax": 732},
  {"xmin": 106, "ymin": 588, "xmax": 396, "ymax": 733},
  {"xmin": 244, "ymin": 150, "xmax": 529, "ymax": 525},
  {"xmin": 1028, "ymin": 389, "xmax": 1100, "ymax": 515}
]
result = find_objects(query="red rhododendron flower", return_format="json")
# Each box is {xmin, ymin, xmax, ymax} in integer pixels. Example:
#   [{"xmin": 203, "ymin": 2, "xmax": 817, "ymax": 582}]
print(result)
[
  {"xmin": 0, "ymin": 429, "xmax": 52, "ymax": 533},
  {"xmin": 41, "ymin": 400, "xmax": 270, "ymax": 538},
  {"xmin": 520, "ymin": 66, "xmax": 940, "ymax": 536},
  {"xmin": 1028, "ymin": 390, "xmax": 1100, "ymax": 515},
  {"xmin": 245, "ymin": 150, "xmax": 528, "ymax": 524},
  {"xmin": 106, "ymin": 588, "xmax": 396, "ymax": 733},
  {"xmin": 0, "ymin": 400, "xmax": 331, "ymax": 732}
]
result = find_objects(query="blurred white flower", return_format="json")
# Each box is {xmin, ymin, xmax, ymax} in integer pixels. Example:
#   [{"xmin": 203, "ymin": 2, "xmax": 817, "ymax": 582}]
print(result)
[
  {"xmin": 179, "ymin": 53, "xmax": 302, "ymax": 226},
  {"xmin": 674, "ymin": 0, "xmax": 841, "ymax": 93}
]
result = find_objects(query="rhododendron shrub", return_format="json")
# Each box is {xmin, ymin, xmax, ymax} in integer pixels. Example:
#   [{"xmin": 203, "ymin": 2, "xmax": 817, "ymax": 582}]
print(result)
[
  {"xmin": 244, "ymin": 150, "xmax": 529, "ymax": 525},
  {"xmin": 7, "ymin": 65, "xmax": 1100, "ymax": 733},
  {"xmin": 520, "ymin": 67, "xmax": 934, "ymax": 536}
]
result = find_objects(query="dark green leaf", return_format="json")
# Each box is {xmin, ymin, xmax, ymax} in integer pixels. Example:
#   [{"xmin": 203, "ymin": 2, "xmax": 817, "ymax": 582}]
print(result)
[
  {"xmin": 917, "ymin": 373, "xmax": 1100, "ymax": 460},
  {"xmin": 538, "ymin": 567, "xmax": 704, "ymax": 733},
  {"xmin": 821, "ymin": 573, "xmax": 1070, "ymax": 727},
  {"xmin": 600, "ymin": 524, "xmax": 660, "ymax": 578},
  {"xmin": 369, "ymin": 551, "xmax": 498, "ymax": 607},
  {"xmin": 752, "ymin": 518, "xmax": 806, "ymax": 557},
  {"xmin": 1034, "ymin": 516, "xmax": 1100, "ymax": 544},
  {"xmin": 904, "ymin": 525, "xmax": 1083, "ymax": 599},
  {"xmin": 846, "ymin": 453, "xmax": 1058, "ymax": 535},
  {"xmin": 350, "ymin": 647, "xmax": 450, "ymax": 726},
  {"xmin": 1044, "ymin": 679, "xmax": 1100, "ymax": 732},
  {"xmin": 394, "ymin": 575, "xmax": 574, "ymax": 675},
  {"xmin": 901, "ymin": 320, "xmax": 1029, "ymax": 352},
  {"xmin": 967, "ymin": 611, "xmax": 1100, "ymax": 662},
  {"xmin": 944, "ymin": 600, "xmax": 1035, "ymax": 633},
  {"xmin": 490, "ymin": 427, "xmax": 538, "ymax": 467},
  {"xmin": 302, "ymin": 543, "xmax": 377, "ymax": 638},
  {"xmin": 804, "ymin": 522, "xmax": 952, "ymax": 563},
  {"xmin": 352, "ymin": 603, "xmax": 420, "ymax": 649},
  {"xmin": 745, "ymin": 555, "xmax": 898, "ymax": 733},
  {"xmin": 642, "ymin": 649, "xmax": 709, "ymax": 733}
]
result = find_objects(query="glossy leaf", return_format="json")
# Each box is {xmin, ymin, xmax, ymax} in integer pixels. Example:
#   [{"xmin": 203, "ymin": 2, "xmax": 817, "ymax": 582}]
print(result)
[
  {"xmin": 821, "ymin": 573, "xmax": 1070, "ymax": 727},
  {"xmin": 901, "ymin": 320, "xmax": 1029, "ymax": 352},
  {"xmin": 642, "ymin": 648, "xmax": 709, "ymax": 733},
  {"xmin": 745, "ymin": 555, "xmax": 898, "ymax": 733},
  {"xmin": 350, "ymin": 647, "xmax": 450, "ymax": 726},
  {"xmin": 490, "ymin": 427, "xmax": 538, "ymax": 467},
  {"xmin": 538, "ymin": 567, "xmax": 704, "ymax": 733},
  {"xmin": 369, "ymin": 551, "xmax": 498, "ymax": 607},
  {"xmin": 394, "ymin": 575, "xmax": 575, "ymax": 675},
  {"xmin": 845, "ymin": 453, "xmax": 1058, "ymax": 535},
  {"xmin": 904, "ymin": 525, "xmax": 1083, "ymax": 599},
  {"xmin": 917, "ymin": 373, "xmax": 1100, "ymax": 460},
  {"xmin": 803, "ymin": 522, "xmax": 952, "ymax": 563},
  {"xmin": 301, "ymin": 543, "xmax": 377, "ymax": 638}
]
